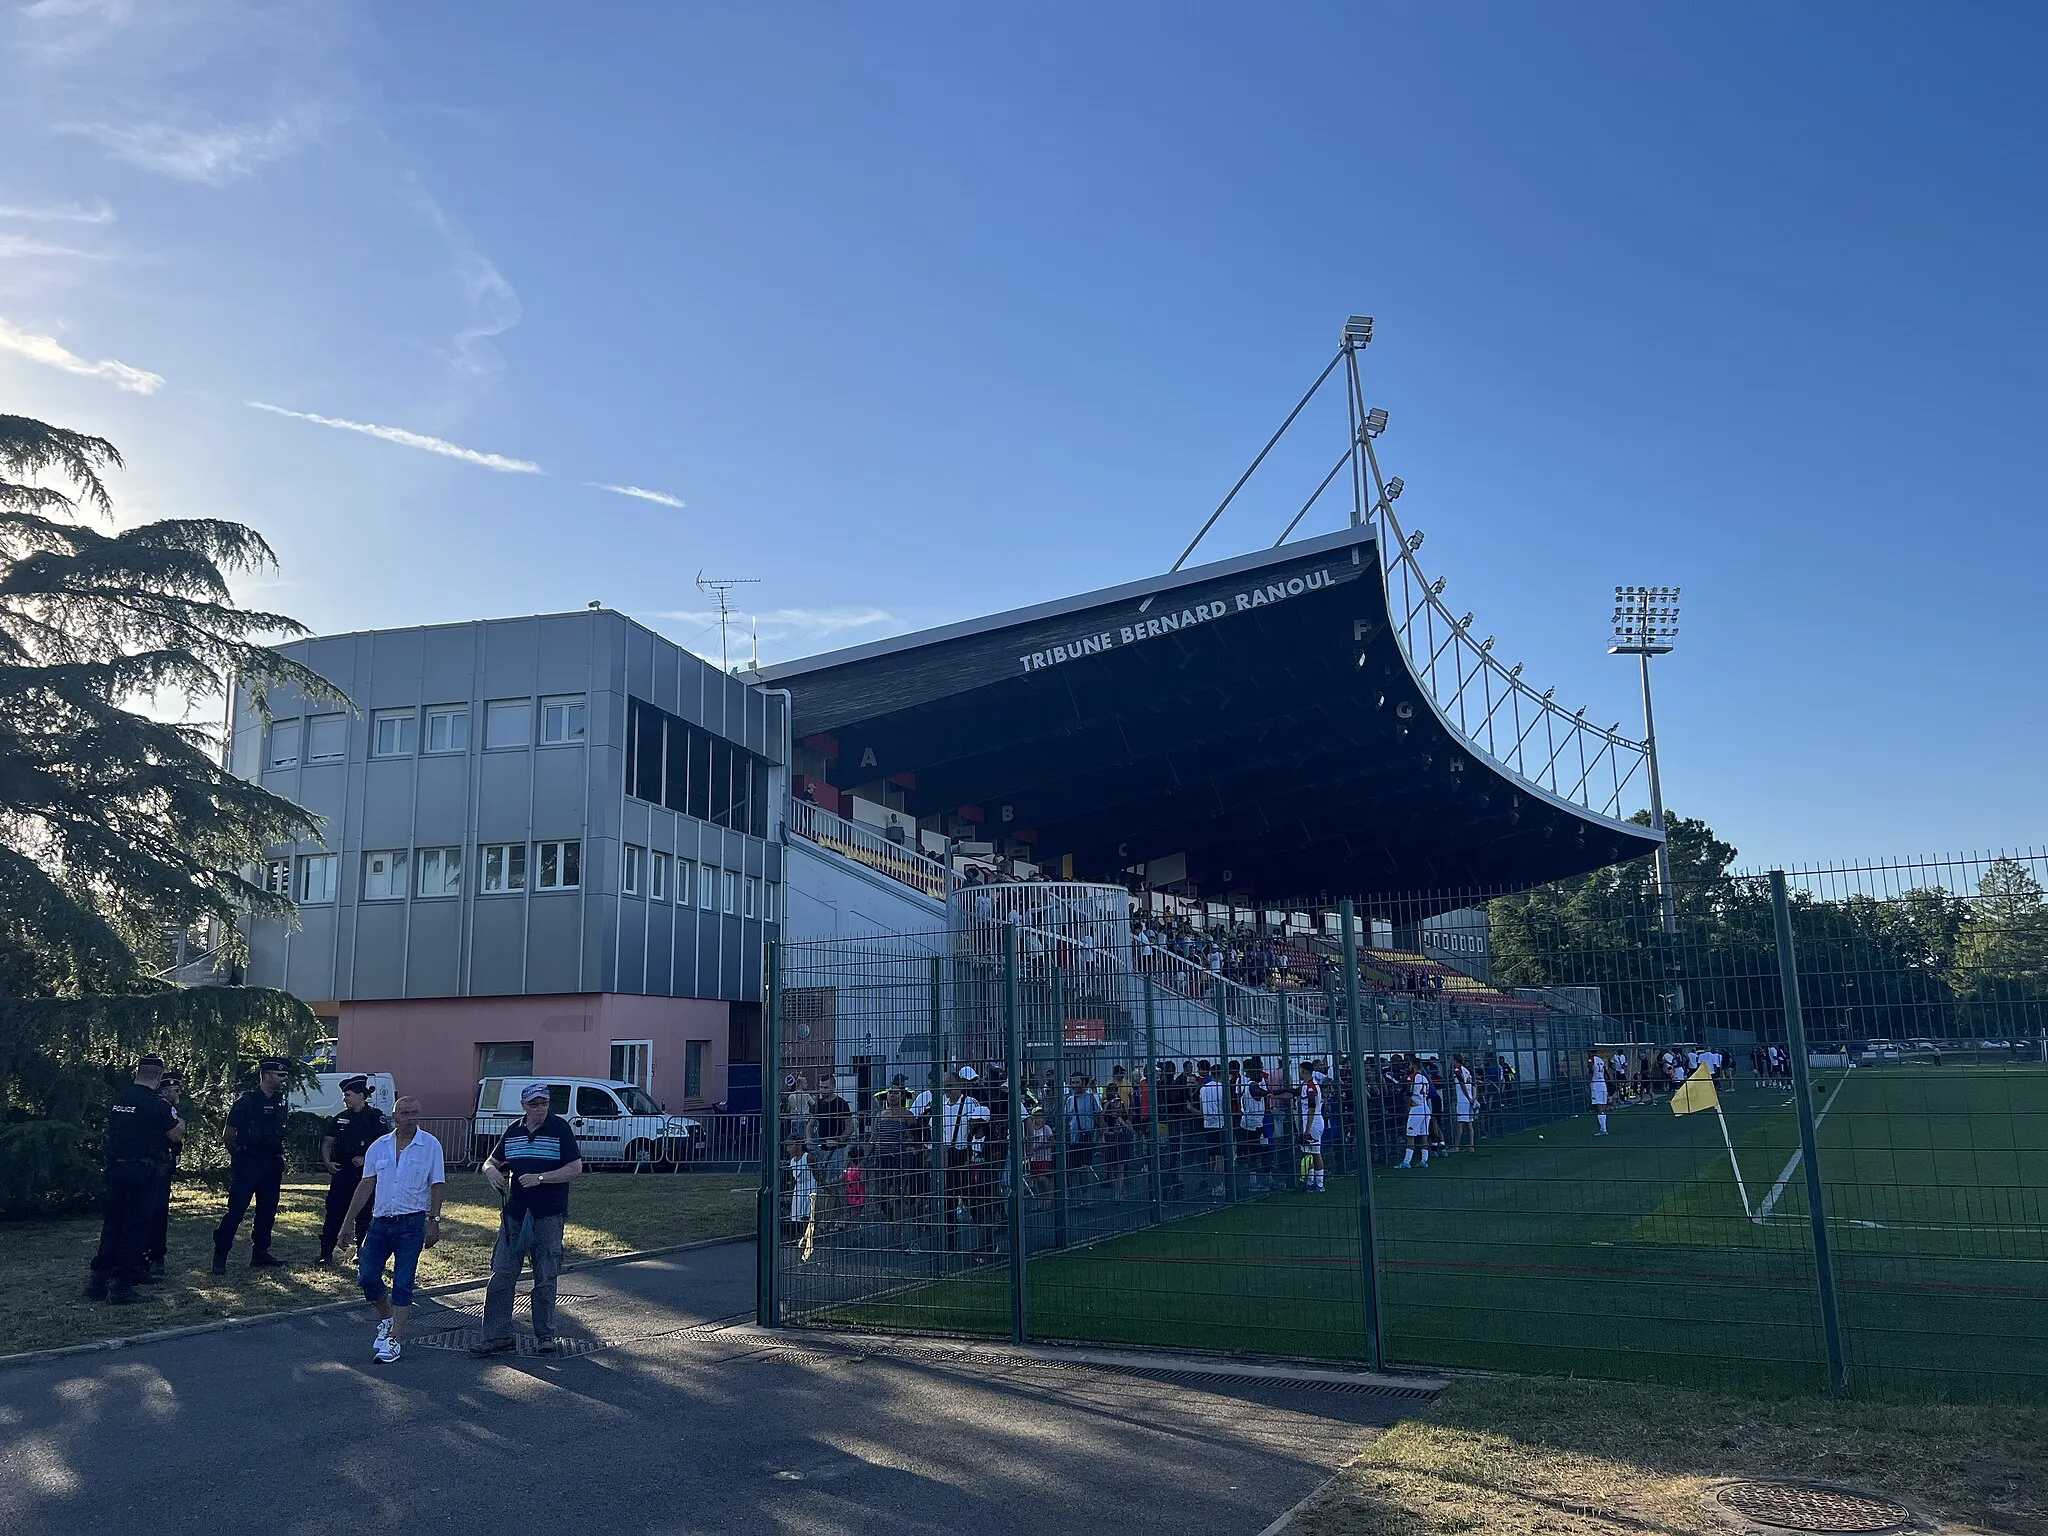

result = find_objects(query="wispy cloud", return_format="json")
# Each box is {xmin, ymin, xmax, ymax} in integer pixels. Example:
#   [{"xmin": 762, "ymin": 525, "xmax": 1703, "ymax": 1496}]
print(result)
[
  {"xmin": 0, "ymin": 235, "xmax": 103, "ymax": 260},
  {"xmin": 66, "ymin": 114, "xmax": 311, "ymax": 185},
  {"xmin": 0, "ymin": 314, "xmax": 161, "ymax": 392},
  {"xmin": 590, "ymin": 483, "xmax": 685, "ymax": 508},
  {"xmin": 246, "ymin": 402, "xmax": 543, "ymax": 474},
  {"xmin": 0, "ymin": 197, "xmax": 115, "ymax": 225},
  {"xmin": 409, "ymin": 183, "xmax": 520, "ymax": 379}
]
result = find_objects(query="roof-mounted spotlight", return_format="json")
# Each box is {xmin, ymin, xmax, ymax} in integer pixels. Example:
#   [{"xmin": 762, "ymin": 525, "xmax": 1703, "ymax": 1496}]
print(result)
[
  {"xmin": 1404, "ymin": 530, "xmax": 1424, "ymax": 553},
  {"xmin": 1343, "ymin": 315, "xmax": 1375, "ymax": 348},
  {"xmin": 1363, "ymin": 407, "xmax": 1390, "ymax": 438},
  {"xmin": 1429, "ymin": 575, "xmax": 1446, "ymax": 596},
  {"xmin": 1385, "ymin": 475, "xmax": 1405, "ymax": 499}
]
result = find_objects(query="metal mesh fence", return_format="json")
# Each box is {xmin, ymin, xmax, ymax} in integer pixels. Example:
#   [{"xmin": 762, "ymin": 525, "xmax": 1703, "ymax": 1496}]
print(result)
[{"xmin": 759, "ymin": 854, "xmax": 2048, "ymax": 1402}]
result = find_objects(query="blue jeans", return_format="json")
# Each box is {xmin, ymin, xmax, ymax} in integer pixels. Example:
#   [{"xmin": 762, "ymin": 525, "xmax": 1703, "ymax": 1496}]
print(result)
[{"xmin": 358, "ymin": 1212, "xmax": 427, "ymax": 1308}]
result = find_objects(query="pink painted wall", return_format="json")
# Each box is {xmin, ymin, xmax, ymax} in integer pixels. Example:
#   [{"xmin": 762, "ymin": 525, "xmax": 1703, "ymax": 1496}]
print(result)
[{"xmin": 339, "ymin": 992, "xmax": 734, "ymax": 1118}]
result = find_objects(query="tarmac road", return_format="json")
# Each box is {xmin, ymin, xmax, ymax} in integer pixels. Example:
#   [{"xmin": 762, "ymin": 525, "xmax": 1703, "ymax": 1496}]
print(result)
[{"xmin": 0, "ymin": 1240, "xmax": 1424, "ymax": 1534}]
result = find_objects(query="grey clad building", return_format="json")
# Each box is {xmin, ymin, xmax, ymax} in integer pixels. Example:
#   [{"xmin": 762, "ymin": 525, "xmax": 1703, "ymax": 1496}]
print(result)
[{"xmin": 232, "ymin": 608, "xmax": 787, "ymax": 1117}]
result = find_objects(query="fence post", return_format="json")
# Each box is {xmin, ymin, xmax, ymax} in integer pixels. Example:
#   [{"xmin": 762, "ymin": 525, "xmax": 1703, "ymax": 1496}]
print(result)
[
  {"xmin": 757, "ymin": 940, "xmax": 782, "ymax": 1328},
  {"xmin": 1324, "ymin": 980, "xmax": 1346, "ymax": 1175},
  {"xmin": 1341, "ymin": 899, "xmax": 1386, "ymax": 1371},
  {"xmin": 1769, "ymin": 870, "xmax": 1849, "ymax": 1393},
  {"xmin": 1051, "ymin": 965, "xmax": 1071, "ymax": 1248},
  {"xmin": 1004, "ymin": 922, "xmax": 1028, "ymax": 1343},
  {"xmin": 1145, "ymin": 976, "xmax": 1164, "ymax": 1226},
  {"xmin": 1214, "ymin": 980, "xmax": 1238, "ymax": 1202},
  {"xmin": 929, "ymin": 955, "xmax": 947, "ymax": 1269}
]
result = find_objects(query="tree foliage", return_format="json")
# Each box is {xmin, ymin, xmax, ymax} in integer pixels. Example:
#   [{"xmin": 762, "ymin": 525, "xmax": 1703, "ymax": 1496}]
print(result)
[
  {"xmin": 1487, "ymin": 816, "xmax": 2048, "ymax": 1047},
  {"xmin": 0, "ymin": 414, "xmax": 340, "ymax": 1214}
]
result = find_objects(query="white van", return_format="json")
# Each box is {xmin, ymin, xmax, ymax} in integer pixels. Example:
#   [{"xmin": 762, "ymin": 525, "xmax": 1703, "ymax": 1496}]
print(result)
[
  {"xmin": 473, "ymin": 1077, "xmax": 704, "ymax": 1166},
  {"xmin": 289, "ymin": 1071, "xmax": 398, "ymax": 1120}
]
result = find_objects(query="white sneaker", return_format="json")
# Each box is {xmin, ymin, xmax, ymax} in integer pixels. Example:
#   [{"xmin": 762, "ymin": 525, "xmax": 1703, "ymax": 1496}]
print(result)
[
  {"xmin": 374, "ymin": 1336, "xmax": 401, "ymax": 1364},
  {"xmin": 372, "ymin": 1318, "xmax": 392, "ymax": 1356}
]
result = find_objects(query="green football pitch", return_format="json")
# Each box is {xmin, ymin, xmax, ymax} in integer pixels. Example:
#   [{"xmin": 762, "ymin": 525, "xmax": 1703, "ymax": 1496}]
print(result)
[{"xmin": 821, "ymin": 1067, "xmax": 2048, "ymax": 1400}]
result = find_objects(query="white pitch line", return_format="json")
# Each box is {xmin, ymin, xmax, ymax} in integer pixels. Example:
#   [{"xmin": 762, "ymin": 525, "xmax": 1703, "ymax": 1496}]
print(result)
[{"xmin": 1752, "ymin": 1072, "xmax": 1847, "ymax": 1224}]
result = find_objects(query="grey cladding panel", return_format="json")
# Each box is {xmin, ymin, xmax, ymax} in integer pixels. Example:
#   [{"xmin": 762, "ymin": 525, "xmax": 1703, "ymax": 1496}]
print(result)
[
  {"xmin": 467, "ymin": 899, "xmax": 527, "ymax": 995},
  {"xmin": 475, "ymin": 751, "xmax": 533, "ymax": 843},
  {"xmin": 367, "ymin": 630, "xmax": 426, "ymax": 706},
  {"xmin": 413, "ymin": 755, "xmax": 470, "ymax": 844},
  {"xmin": 531, "ymin": 746, "xmax": 592, "ymax": 835},
  {"xmin": 651, "ymin": 642, "xmax": 678, "ymax": 718},
  {"xmin": 645, "ymin": 903, "xmax": 675, "ymax": 995},
  {"xmin": 481, "ymin": 619, "xmax": 540, "ymax": 700},
  {"xmin": 358, "ymin": 760, "xmax": 416, "ymax": 848},
  {"xmin": 422, "ymin": 628, "xmax": 479, "ymax": 705},
  {"xmin": 617, "ymin": 904, "xmax": 646, "ymax": 994},
  {"xmin": 288, "ymin": 764, "xmax": 348, "ymax": 837},
  {"xmin": 349, "ymin": 904, "xmax": 409, "ymax": 999},
  {"xmin": 406, "ymin": 900, "xmax": 463, "ymax": 997},
  {"xmin": 536, "ymin": 613, "xmax": 594, "ymax": 695},
  {"xmin": 523, "ymin": 895, "xmax": 583, "ymax": 994}
]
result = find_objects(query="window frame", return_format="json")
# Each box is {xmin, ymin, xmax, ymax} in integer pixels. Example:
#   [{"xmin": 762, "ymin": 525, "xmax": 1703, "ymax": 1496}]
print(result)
[
  {"xmin": 424, "ymin": 704, "xmax": 470, "ymax": 755},
  {"xmin": 610, "ymin": 1040, "xmax": 653, "ymax": 1091},
  {"xmin": 266, "ymin": 720, "xmax": 301, "ymax": 770},
  {"xmin": 744, "ymin": 875, "xmax": 760, "ymax": 920},
  {"xmin": 536, "ymin": 839, "xmax": 582, "ymax": 892},
  {"xmin": 723, "ymin": 868, "xmax": 739, "ymax": 916},
  {"xmin": 305, "ymin": 714, "xmax": 347, "ymax": 764},
  {"xmin": 300, "ymin": 852, "xmax": 339, "ymax": 904},
  {"xmin": 698, "ymin": 864, "xmax": 717, "ymax": 911},
  {"xmin": 263, "ymin": 857, "xmax": 291, "ymax": 896},
  {"xmin": 621, "ymin": 843, "xmax": 643, "ymax": 897},
  {"xmin": 540, "ymin": 693, "xmax": 588, "ymax": 747},
  {"xmin": 363, "ymin": 848, "xmax": 410, "ymax": 901},
  {"xmin": 675, "ymin": 858, "xmax": 694, "ymax": 908},
  {"xmin": 484, "ymin": 698, "xmax": 532, "ymax": 750},
  {"xmin": 649, "ymin": 851, "xmax": 668, "ymax": 902},
  {"xmin": 370, "ymin": 708, "xmax": 418, "ymax": 758},
  {"xmin": 417, "ymin": 845, "xmax": 463, "ymax": 898},
  {"xmin": 684, "ymin": 1040, "xmax": 706, "ymax": 1101},
  {"xmin": 479, "ymin": 842, "xmax": 526, "ymax": 894}
]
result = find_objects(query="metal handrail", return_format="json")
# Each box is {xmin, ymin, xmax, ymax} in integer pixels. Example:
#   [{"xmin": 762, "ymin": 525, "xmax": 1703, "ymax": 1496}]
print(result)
[{"xmin": 788, "ymin": 798, "xmax": 961, "ymax": 901}]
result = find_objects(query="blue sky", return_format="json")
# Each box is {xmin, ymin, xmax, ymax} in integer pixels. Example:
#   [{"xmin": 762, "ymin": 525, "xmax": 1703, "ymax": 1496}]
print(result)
[{"xmin": 2, "ymin": 3, "xmax": 2042, "ymax": 868}]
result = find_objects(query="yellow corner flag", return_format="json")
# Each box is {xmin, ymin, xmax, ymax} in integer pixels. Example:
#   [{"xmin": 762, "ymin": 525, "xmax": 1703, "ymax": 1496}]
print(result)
[{"xmin": 1671, "ymin": 1067, "xmax": 1720, "ymax": 1116}]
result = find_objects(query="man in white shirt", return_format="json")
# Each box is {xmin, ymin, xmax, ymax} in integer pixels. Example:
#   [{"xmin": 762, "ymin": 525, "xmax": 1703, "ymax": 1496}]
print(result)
[
  {"xmin": 1198, "ymin": 1062, "xmax": 1227, "ymax": 1197},
  {"xmin": 341, "ymin": 1095, "xmax": 445, "ymax": 1364},
  {"xmin": 1590, "ymin": 1055, "xmax": 1610, "ymax": 1136}
]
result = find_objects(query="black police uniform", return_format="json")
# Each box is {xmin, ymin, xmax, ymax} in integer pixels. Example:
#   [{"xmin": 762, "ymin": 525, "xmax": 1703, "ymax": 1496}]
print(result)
[
  {"xmin": 319, "ymin": 1096, "xmax": 388, "ymax": 1262},
  {"xmin": 89, "ymin": 1081, "xmax": 178, "ymax": 1300},
  {"xmin": 145, "ymin": 1073, "xmax": 185, "ymax": 1277},
  {"xmin": 213, "ymin": 1076, "xmax": 292, "ymax": 1269}
]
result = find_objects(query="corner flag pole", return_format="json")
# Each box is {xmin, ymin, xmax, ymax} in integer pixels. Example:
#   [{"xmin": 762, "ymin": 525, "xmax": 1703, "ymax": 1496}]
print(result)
[{"xmin": 1672, "ymin": 1064, "xmax": 1753, "ymax": 1221}]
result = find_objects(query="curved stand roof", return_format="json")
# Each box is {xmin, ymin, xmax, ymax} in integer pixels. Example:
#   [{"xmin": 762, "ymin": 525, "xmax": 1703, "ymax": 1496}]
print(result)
[{"xmin": 762, "ymin": 525, "xmax": 1659, "ymax": 900}]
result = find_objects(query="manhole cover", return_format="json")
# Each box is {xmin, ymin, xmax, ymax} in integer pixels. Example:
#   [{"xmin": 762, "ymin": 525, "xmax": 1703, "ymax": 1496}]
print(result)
[
  {"xmin": 1715, "ymin": 1482, "xmax": 1912, "ymax": 1532},
  {"xmin": 411, "ymin": 1327, "xmax": 603, "ymax": 1359}
]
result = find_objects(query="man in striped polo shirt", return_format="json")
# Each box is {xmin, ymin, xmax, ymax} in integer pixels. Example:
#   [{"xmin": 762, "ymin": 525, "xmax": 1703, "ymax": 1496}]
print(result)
[{"xmin": 472, "ymin": 1083, "xmax": 583, "ymax": 1357}]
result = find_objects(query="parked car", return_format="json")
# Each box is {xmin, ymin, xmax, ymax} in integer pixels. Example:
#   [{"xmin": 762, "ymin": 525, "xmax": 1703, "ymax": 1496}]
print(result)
[
  {"xmin": 474, "ymin": 1077, "xmax": 704, "ymax": 1166},
  {"xmin": 289, "ymin": 1070, "xmax": 397, "ymax": 1119}
]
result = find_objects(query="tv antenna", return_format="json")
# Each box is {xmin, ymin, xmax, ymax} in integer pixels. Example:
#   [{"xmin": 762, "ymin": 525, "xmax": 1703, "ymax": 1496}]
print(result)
[{"xmin": 695, "ymin": 572, "xmax": 760, "ymax": 672}]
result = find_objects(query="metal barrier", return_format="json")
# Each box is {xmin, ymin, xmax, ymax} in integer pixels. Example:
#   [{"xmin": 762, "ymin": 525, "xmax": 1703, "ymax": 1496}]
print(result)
[
  {"xmin": 760, "ymin": 852, "xmax": 2048, "ymax": 1403},
  {"xmin": 788, "ymin": 798, "xmax": 959, "ymax": 901}
]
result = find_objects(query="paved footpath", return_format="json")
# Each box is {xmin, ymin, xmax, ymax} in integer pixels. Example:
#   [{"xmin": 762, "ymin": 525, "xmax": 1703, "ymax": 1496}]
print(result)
[{"xmin": 0, "ymin": 1240, "xmax": 1430, "ymax": 1535}]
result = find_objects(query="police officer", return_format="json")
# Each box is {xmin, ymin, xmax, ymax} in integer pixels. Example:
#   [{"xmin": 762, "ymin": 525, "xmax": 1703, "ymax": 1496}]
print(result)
[
  {"xmin": 87, "ymin": 1055, "xmax": 184, "ymax": 1304},
  {"xmin": 144, "ymin": 1067, "xmax": 186, "ymax": 1281},
  {"xmin": 213, "ymin": 1055, "xmax": 293, "ymax": 1274},
  {"xmin": 319, "ymin": 1076, "xmax": 387, "ymax": 1265}
]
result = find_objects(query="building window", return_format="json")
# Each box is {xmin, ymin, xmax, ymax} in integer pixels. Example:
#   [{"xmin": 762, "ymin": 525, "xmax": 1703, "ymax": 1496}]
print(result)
[
  {"xmin": 301, "ymin": 853, "xmax": 338, "ymax": 903},
  {"xmin": 723, "ymin": 868, "xmax": 739, "ymax": 916},
  {"xmin": 699, "ymin": 864, "xmax": 717, "ymax": 911},
  {"xmin": 417, "ymin": 846, "xmax": 462, "ymax": 897},
  {"xmin": 263, "ymin": 858, "xmax": 291, "ymax": 896},
  {"xmin": 684, "ymin": 1040, "xmax": 706, "ymax": 1101},
  {"xmin": 649, "ymin": 851, "xmax": 668, "ymax": 902},
  {"xmin": 370, "ymin": 709, "xmax": 417, "ymax": 757},
  {"xmin": 622, "ymin": 843, "xmax": 643, "ymax": 896},
  {"xmin": 485, "ymin": 698, "xmax": 531, "ymax": 749},
  {"xmin": 541, "ymin": 694, "xmax": 587, "ymax": 745},
  {"xmin": 363, "ymin": 849, "xmax": 409, "ymax": 900},
  {"xmin": 610, "ymin": 1040, "xmax": 652, "ymax": 1091},
  {"xmin": 306, "ymin": 715, "xmax": 347, "ymax": 763},
  {"xmin": 425, "ymin": 705, "xmax": 469, "ymax": 754},
  {"xmin": 536, "ymin": 839, "xmax": 581, "ymax": 891},
  {"xmin": 477, "ymin": 1042, "xmax": 534, "ymax": 1080},
  {"xmin": 480, "ymin": 843, "xmax": 525, "ymax": 893},
  {"xmin": 744, "ymin": 875, "xmax": 760, "ymax": 919},
  {"xmin": 675, "ymin": 859, "xmax": 693, "ymax": 907},
  {"xmin": 267, "ymin": 720, "xmax": 301, "ymax": 769},
  {"xmin": 763, "ymin": 880, "xmax": 778, "ymax": 921}
]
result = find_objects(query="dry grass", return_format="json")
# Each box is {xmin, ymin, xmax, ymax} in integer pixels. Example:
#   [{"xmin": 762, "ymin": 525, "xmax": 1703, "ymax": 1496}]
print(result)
[
  {"xmin": 1306, "ymin": 1374, "xmax": 2048, "ymax": 1535},
  {"xmin": 0, "ymin": 1172, "xmax": 756, "ymax": 1355}
]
